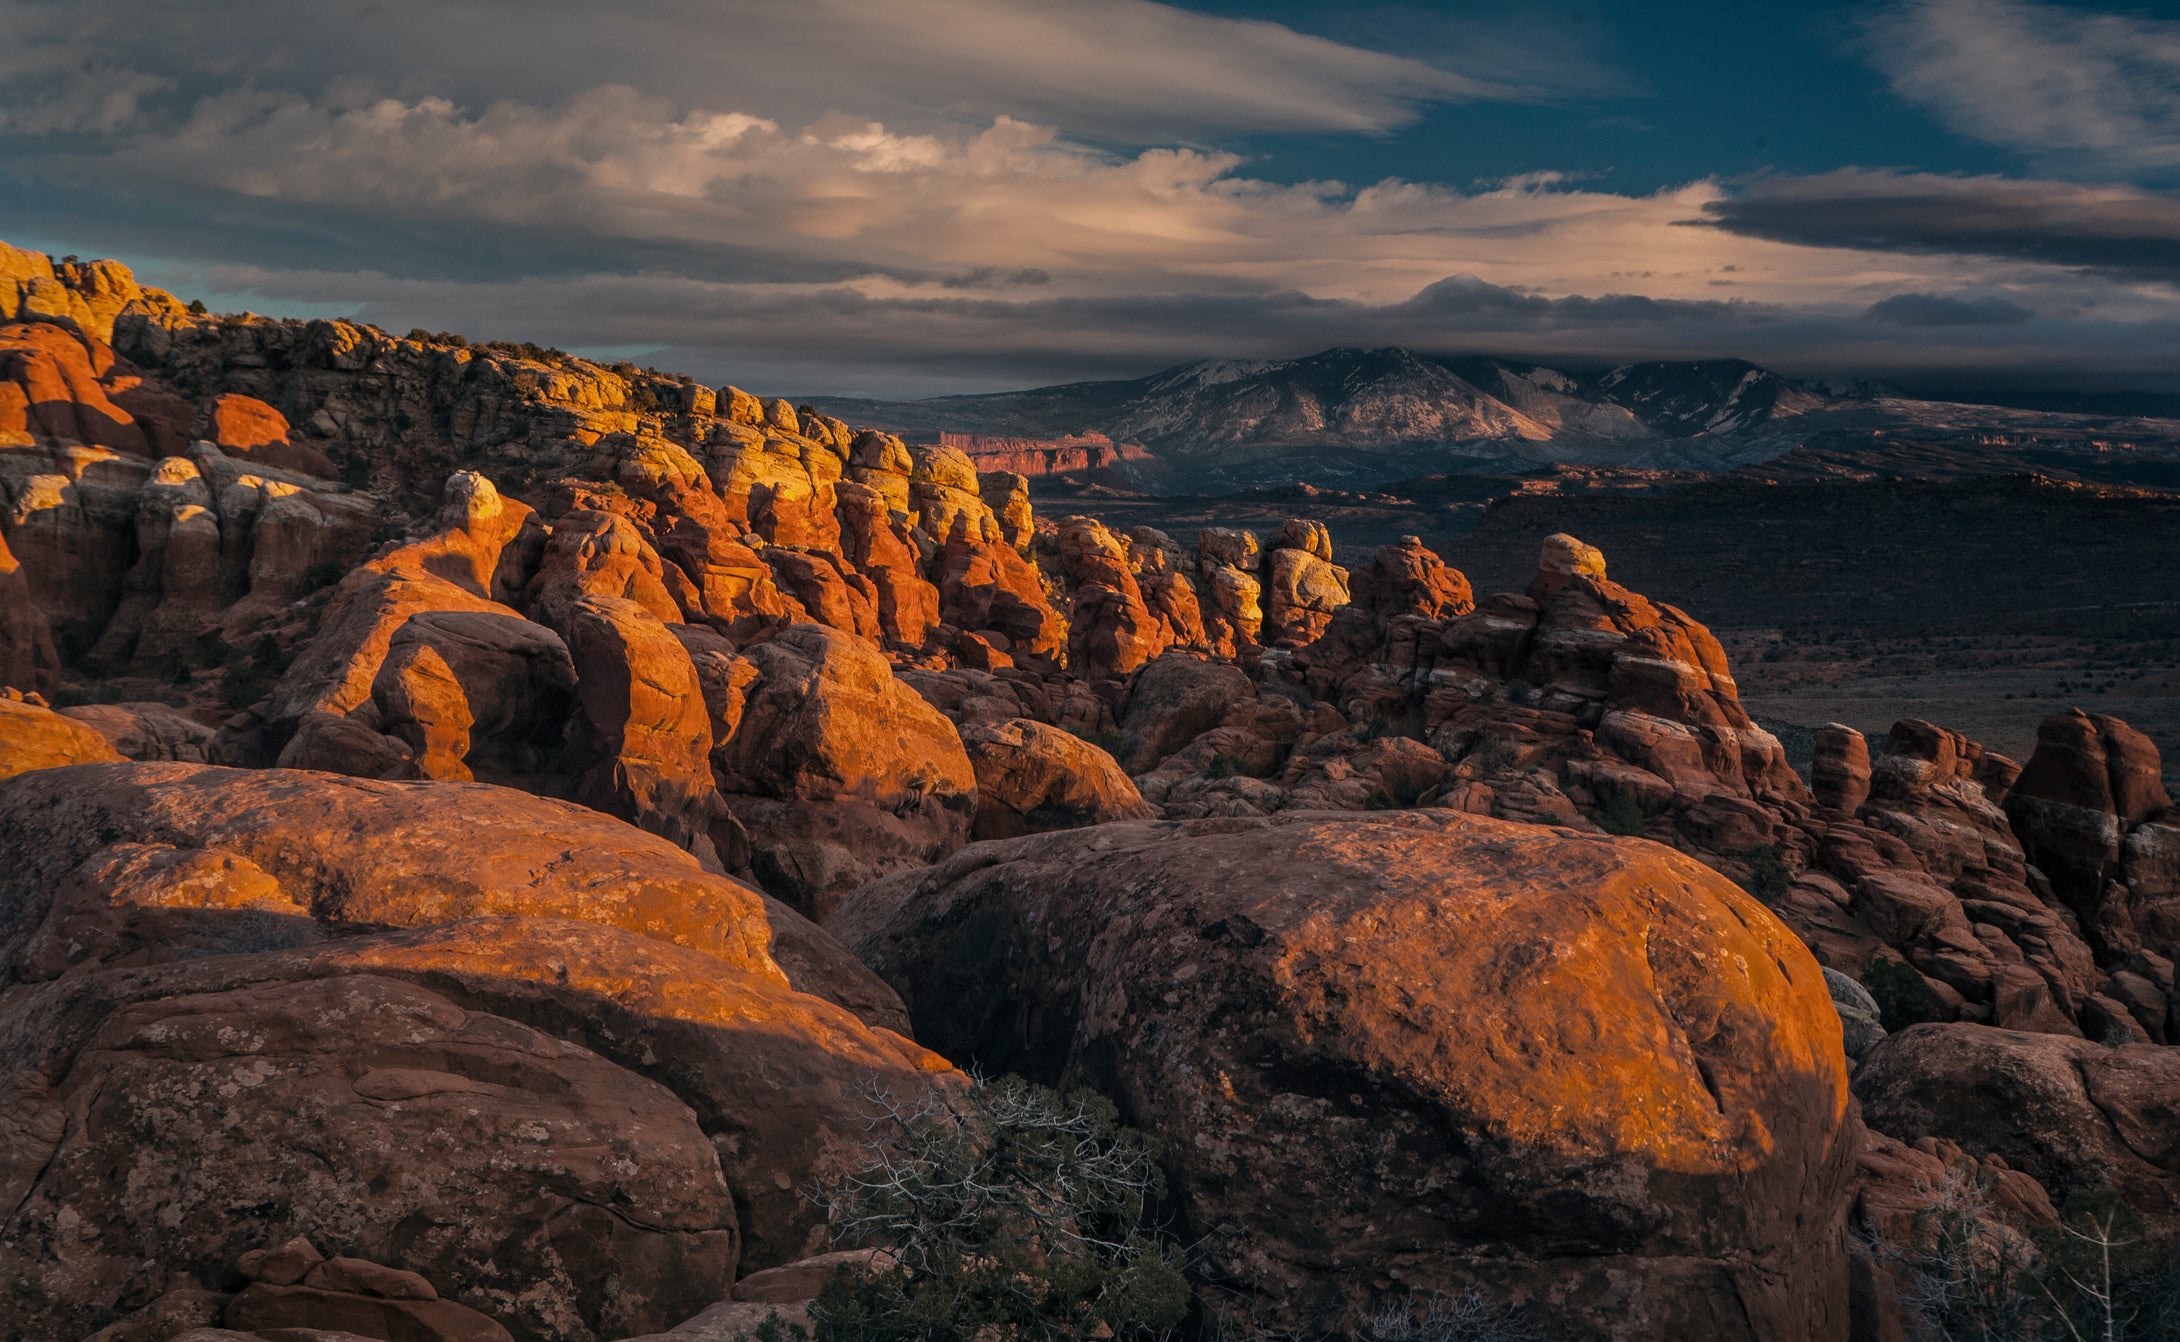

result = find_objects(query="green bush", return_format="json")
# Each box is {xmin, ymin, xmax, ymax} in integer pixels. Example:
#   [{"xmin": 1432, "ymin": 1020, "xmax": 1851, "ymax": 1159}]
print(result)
[
  {"xmin": 1863, "ymin": 959, "xmax": 1944, "ymax": 1033},
  {"xmin": 220, "ymin": 635, "xmax": 294, "ymax": 710},
  {"xmin": 1598, "ymin": 788, "xmax": 1645, "ymax": 836},
  {"xmin": 814, "ymin": 1076, "xmax": 1189, "ymax": 1342},
  {"xmin": 1744, "ymin": 843, "xmax": 1794, "ymax": 904},
  {"xmin": 1069, "ymin": 725, "xmax": 1131, "ymax": 759},
  {"xmin": 1206, "ymin": 753, "xmax": 1249, "ymax": 780}
]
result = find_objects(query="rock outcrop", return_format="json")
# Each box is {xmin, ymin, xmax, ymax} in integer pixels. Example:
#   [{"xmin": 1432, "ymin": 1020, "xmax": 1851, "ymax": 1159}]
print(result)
[
  {"xmin": 831, "ymin": 810, "xmax": 1857, "ymax": 1341},
  {"xmin": 2008, "ymin": 708, "xmax": 2179, "ymax": 961},
  {"xmin": 3, "ymin": 240, "xmax": 188, "ymax": 344},
  {"xmin": 714, "ymin": 624, "xmax": 977, "ymax": 918},
  {"xmin": 0, "ymin": 762, "xmax": 955, "ymax": 1342}
]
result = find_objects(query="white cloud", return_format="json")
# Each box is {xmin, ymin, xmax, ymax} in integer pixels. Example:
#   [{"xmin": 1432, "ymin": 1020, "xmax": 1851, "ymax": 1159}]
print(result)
[
  {"xmin": 0, "ymin": 0, "xmax": 1509, "ymax": 142},
  {"xmin": 1869, "ymin": 0, "xmax": 2180, "ymax": 174},
  {"xmin": 35, "ymin": 83, "xmax": 2038, "ymax": 310}
]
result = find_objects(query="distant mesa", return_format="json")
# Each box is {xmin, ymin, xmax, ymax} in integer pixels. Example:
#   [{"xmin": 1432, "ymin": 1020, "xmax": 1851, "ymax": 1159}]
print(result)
[{"xmin": 934, "ymin": 429, "xmax": 1152, "ymax": 477}]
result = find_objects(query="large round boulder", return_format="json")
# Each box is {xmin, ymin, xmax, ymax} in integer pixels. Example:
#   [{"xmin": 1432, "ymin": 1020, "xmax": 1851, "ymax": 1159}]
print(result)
[{"xmin": 830, "ymin": 809, "xmax": 1857, "ymax": 1341}]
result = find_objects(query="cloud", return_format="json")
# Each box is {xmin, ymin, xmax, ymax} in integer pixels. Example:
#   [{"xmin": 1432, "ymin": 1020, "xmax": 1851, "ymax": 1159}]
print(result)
[
  {"xmin": 1864, "ymin": 292, "xmax": 2034, "ymax": 326},
  {"xmin": 0, "ymin": 0, "xmax": 1509, "ymax": 143},
  {"xmin": 6, "ymin": 82, "xmax": 1838, "ymax": 305},
  {"xmin": 1697, "ymin": 170, "xmax": 2180, "ymax": 281},
  {"xmin": 162, "ymin": 257, "xmax": 2180, "ymax": 401},
  {"xmin": 1867, "ymin": 0, "xmax": 2180, "ymax": 175},
  {"xmin": 1, "ymin": 0, "xmax": 2177, "ymax": 397}
]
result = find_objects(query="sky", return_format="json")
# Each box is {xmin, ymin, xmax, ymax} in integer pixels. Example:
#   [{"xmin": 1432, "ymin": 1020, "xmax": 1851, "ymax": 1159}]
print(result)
[{"xmin": 1, "ymin": 0, "xmax": 2177, "ymax": 399}]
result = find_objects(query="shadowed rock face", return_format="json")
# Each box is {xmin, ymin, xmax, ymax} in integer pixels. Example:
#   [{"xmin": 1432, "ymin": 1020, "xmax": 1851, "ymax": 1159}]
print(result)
[
  {"xmin": 2008, "ymin": 708, "xmax": 2179, "ymax": 958},
  {"xmin": 831, "ymin": 809, "xmax": 1857, "ymax": 1342},
  {"xmin": 0, "ymin": 761, "xmax": 956, "ymax": 1342},
  {"xmin": 1854, "ymin": 1023, "xmax": 2180, "ymax": 1233}
]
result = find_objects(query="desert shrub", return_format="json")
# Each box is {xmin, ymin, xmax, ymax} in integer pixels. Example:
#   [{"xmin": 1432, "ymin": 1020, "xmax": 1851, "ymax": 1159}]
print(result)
[
  {"xmin": 814, "ymin": 1076, "xmax": 1189, "ymax": 1342},
  {"xmin": 1863, "ymin": 959, "xmax": 1945, "ymax": 1034},
  {"xmin": 1366, "ymin": 1291, "xmax": 1539, "ymax": 1342},
  {"xmin": 186, "ymin": 298, "xmax": 209, "ymax": 317},
  {"xmin": 1868, "ymin": 1173, "xmax": 2180, "ymax": 1342},
  {"xmin": 1206, "ymin": 753, "xmax": 1249, "ymax": 780},
  {"xmin": 192, "ymin": 908, "xmax": 316, "ymax": 957},
  {"xmin": 220, "ymin": 635, "xmax": 294, "ymax": 710},
  {"xmin": 1598, "ymin": 788, "xmax": 1645, "ymax": 836},
  {"xmin": 1470, "ymin": 742, "xmax": 1519, "ymax": 776},
  {"xmin": 2031, "ymin": 1189, "xmax": 2180, "ymax": 1342},
  {"xmin": 1744, "ymin": 843, "xmax": 1794, "ymax": 904},
  {"xmin": 1363, "ymin": 787, "xmax": 1395, "ymax": 811},
  {"xmin": 1070, "ymin": 725, "xmax": 1131, "ymax": 759},
  {"xmin": 1870, "ymin": 1166, "xmax": 2044, "ymax": 1341}
]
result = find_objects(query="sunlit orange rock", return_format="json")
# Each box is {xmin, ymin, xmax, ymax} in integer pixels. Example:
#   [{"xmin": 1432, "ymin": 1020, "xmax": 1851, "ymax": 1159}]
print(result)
[
  {"xmin": 0, "ymin": 692, "xmax": 124, "ymax": 778},
  {"xmin": 0, "ymin": 321, "xmax": 147, "ymax": 453},
  {"xmin": 205, "ymin": 392, "xmax": 336, "ymax": 478},
  {"xmin": 714, "ymin": 624, "xmax": 977, "ymax": 918},
  {"xmin": 957, "ymin": 717, "xmax": 1151, "ymax": 839}
]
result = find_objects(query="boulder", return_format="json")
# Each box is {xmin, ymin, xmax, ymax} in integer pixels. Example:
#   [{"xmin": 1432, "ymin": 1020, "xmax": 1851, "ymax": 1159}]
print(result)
[
  {"xmin": 557, "ymin": 594, "xmax": 728, "ymax": 862},
  {"xmin": 1058, "ymin": 517, "xmax": 1165, "ymax": 678},
  {"xmin": 0, "ymin": 693, "xmax": 123, "ymax": 779},
  {"xmin": 205, "ymin": 393, "xmax": 336, "ymax": 479},
  {"xmin": 957, "ymin": 718, "xmax": 1154, "ymax": 840},
  {"xmin": 1811, "ymin": 724, "xmax": 1871, "ymax": 815},
  {"xmin": 0, "ymin": 321, "xmax": 147, "ymax": 453},
  {"xmin": 1, "ymin": 960, "xmax": 731, "ymax": 1342},
  {"xmin": 2008, "ymin": 709, "xmax": 2175, "ymax": 951},
  {"xmin": 832, "ymin": 809, "xmax": 1856, "ymax": 1340},
  {"xmin": 1260, "ymin": 536, "xmax": 1349, "ymax": 646},
  {"xmin": 1348, "ymin": 535, "xmax": 1473, "ymax": 623},
  {"xmin": 1854, "ymin": 1023, "xmax": 2180, "ymax": 1231},
  {"xmin": 1114, "ymin": 652, "xmax": 1254, "ymax": 771},
  {"xmin": 57, "ymin": 700, "xmax": 215, "ymax": 762},
  {"xmin": 0, "ymin": 762, "xmax": 780, "ymax": 980}
]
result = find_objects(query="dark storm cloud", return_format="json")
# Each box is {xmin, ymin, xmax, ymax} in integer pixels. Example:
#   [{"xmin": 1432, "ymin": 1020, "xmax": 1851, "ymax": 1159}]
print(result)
[
  {"xmin": 1699, "ymin": 170, "xmax": 2180, "ymax": 282},
  {"xmin": 1864, "ymin": 292, "xmax": 2035, "ymax": 326},
  {"xmin": 192, "ymin": 262, "xmax": 2180, "ymax": 400}
]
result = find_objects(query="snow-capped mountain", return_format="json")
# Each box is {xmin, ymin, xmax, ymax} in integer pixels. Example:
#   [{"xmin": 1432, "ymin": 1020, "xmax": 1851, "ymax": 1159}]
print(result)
[{"xmin": 803, "ymin": 347, "xmax": 2176, "ymax": 490}]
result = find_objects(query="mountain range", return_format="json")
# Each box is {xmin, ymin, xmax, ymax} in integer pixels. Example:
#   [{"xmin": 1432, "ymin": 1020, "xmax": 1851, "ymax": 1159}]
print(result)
[{"xmin": 808, "ymin": 346, "xmax": 2180, "ymax": 490}]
